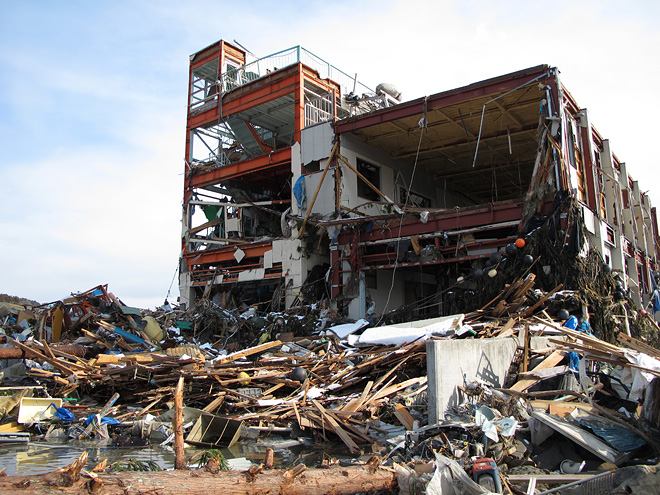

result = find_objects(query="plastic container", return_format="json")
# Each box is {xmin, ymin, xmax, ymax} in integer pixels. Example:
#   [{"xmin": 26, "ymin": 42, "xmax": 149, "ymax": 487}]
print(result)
[{"xmin": 18, "ymin": 398, "xmax": 63, "ymax": 424}]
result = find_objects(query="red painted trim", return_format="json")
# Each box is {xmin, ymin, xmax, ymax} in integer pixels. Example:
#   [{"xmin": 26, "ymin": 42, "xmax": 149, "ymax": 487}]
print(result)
[
  {"xmin": 580, "ymin": 124, "xmax": 598, "ymax": 212},
  {"xmin": 338, "ymin": 201, "xmax": 524, "ymax": 244},
  {"xmin": 188, "ymin": 147, "xmax": 291, "ymax": 188},
  {"xmin": 184, "ymin": 241, "xmax": 273, "ymax": 266}
]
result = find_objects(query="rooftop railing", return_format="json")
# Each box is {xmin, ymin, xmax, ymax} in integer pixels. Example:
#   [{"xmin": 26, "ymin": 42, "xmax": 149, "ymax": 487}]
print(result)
[
  {"xmin": 220, "ymin": 45, "xmax": 375, "ymax": 98},
  {"xmin": 190, "ymin": 45, "xmax": 378, "ymax": 113}
]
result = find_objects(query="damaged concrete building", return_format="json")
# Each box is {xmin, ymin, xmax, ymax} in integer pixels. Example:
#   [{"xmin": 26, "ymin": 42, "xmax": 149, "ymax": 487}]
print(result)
[{"xmin": 179, "ymin": 40, "xmax": 660, "ymax": 321}]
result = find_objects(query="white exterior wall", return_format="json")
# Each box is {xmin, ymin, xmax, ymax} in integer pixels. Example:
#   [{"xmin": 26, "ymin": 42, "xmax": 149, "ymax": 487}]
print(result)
[
  {"xmin": 600, "ymin": 140, "xmax": 627, "ymax": 286},
  {"xmin": 301, "ymin": 122, "xmax": 334, "ymax": 165},
  {"xmin": 427, "ymin": 336, "xmax": 557, "ymax": 424},
  {"xmin": 339, "ymin": 134, "xmax": 436, "ymax": 213},
  {"xmin": 289, "ymin": 139, "xmax": 330, "ymax": 306}
]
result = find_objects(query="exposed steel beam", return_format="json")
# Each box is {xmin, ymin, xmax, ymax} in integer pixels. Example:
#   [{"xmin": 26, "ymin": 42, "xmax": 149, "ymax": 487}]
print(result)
[
  {"xmin": 187, "ymin": 148, "xmax": 291, "ymax": 189},
  {"xmin": 360, "ymin": 235, "xmax": 518, "ymax": 265},
  {"xmin": 184, "ymin": 241, "xmax": 273, "ymax": 266},
  {"xmin": 337, "ymin": 201, "xmax": 524, "ymax": 244},
  {"xmin": 334, "ymin": 65, "xmax": 552, "ymax": 134},
  {"xmin": 186, "ymin": 72, "xmax": 298, "ymax": 129}
]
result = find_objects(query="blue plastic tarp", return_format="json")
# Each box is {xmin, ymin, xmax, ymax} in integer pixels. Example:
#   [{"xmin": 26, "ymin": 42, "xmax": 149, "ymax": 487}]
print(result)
[
  {"xmin": 85, "ymin": 414, "xmax": 120, "ymax": 426},
  {"xmin": 293, "ymin": 176, "xmax": 306, "ymax": 209}
]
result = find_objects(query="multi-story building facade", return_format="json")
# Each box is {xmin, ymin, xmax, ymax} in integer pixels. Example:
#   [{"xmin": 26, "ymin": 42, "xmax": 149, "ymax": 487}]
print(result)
[{"xmin": 180, "ymin": 40, "xmax": 659, "ymax": 321}]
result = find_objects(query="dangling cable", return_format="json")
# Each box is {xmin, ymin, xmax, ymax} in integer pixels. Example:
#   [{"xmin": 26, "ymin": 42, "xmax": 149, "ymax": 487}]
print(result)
[
  {"xmin": 165, "ymin": 262, "xmax": 180, "ymax": 304},
  {"xmin": 376, "ymin": 107, "xmax": 427, "ymax": 324}
]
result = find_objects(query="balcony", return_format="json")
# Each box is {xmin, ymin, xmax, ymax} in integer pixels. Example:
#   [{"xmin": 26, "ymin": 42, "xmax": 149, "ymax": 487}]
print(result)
[{"xmin": 189, "ymin": 45, "xmax": 384, "ymax": 118}]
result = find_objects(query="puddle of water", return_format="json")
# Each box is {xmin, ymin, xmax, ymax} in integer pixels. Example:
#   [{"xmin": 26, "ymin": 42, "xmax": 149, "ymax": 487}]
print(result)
[
  {"xmin": 0, "ymin": 442, "xmax": 176, "ymax": 476},
  {"xmin": 0, "ymin": 435, "xmax": 361, "ymax": 476}
]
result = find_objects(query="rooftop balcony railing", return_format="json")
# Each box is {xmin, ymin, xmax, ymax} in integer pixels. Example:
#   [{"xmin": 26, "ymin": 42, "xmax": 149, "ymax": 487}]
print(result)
[{"xmin": 190, "ymin": 45, "xmax": 378, "ymax": 115}]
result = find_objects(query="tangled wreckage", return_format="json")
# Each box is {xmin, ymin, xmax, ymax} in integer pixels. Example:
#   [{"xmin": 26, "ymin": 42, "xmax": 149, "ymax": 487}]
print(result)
[{"xmin": 3, "ymin": 41, "xmax": 660, "ymax": 494}]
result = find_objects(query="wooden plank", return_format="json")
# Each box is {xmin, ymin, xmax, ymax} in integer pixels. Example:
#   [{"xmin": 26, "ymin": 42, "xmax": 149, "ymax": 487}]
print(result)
[
  {"xmin": 521, "ymin": 284, "xmax": 563, "ymax": 317},
  {"xmin": 509, "ymin": 350, "xmax": 565, "ymax": 392},
  {"xmin": 494, "ymin": 318, "xmax": 517, "ymax": 338},
  {"xmin": 202, "ymin": 395, "xmax": 225, "ymax": 413},
  {"xmin": 549, "ymin": 403, "xmax": 580, "ymax": 417},
  {"xmin": 530, "ymin": 410, "xmax": 628, "ymax": 464},
  {"xmin": 215, "ymin": 341, "xmax": 282, "ymax": 365},
  {"xmin": 11, "ymin": 341, "xmax": 77, "ymax": 377},
  {"xmin": 341, "ymin": 381, "xmax": 373, "ymax": 413},
  {"xmin": 529, "ymin": 400, "xmax": 596, "ymax": 413},
  {"xmin": 511, "ymin": 273, "xmax": 536, "ymax": 300},
  {"xmin": 617, "ymin": 333, "xmax": 660, "ymax": 360},
  {"xmin": 393, "ymin": 404, "xmax": 415, "ymax": 430},
  {"xmin": 517, "ymin": 365, "xmax": 570, "ymax": 380},
  {"xmin": 311, "ymin": 400, "xmax": 360, "ymax": 454},
  {"xmin": 366, "ymin": 377, "xmax": 426, "ymax": 406},
  {"xmin": 533, "ymin": 317, "xmax": 624, "ymax": 354}
]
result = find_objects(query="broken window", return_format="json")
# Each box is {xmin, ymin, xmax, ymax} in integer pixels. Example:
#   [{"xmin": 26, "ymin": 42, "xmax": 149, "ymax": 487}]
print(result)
[{"xmin": 357, "ymin": 159, "xmax": 380, "ymax": 202}]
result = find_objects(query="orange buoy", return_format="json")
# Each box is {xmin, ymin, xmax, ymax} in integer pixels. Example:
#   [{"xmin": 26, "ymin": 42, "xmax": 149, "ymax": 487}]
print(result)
[{"xmin": 515, "ymin": 238, "xmax": 526, "ymax": 248}]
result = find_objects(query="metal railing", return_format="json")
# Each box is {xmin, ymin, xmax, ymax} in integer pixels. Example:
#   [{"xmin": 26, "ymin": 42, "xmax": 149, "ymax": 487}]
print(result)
[
  {"xmin": 189, "ymin": 46, "xmax": 377, "ymax": 112},
  {"xmin": 305, "ymin": 92, "xmax": 334, "ymax": 126},
  {"xmin": 220, "ymin": 46, "xmax": 375, "ymax": 98}
]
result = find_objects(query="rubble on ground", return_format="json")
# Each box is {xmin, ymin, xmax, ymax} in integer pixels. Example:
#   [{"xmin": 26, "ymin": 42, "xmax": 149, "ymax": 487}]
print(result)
[{"xmin": 2, "ymin": 279, "xmax": 660, "ymax": 494}]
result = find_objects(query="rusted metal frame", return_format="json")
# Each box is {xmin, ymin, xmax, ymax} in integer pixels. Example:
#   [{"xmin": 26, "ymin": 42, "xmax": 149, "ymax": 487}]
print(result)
[
  {"xmin": 191, "ymin": 266, "xmax": 283, "ymax": 286},
  {"xmin": 220, "ymin": 74, "xmax": 298, "ymax": 115},
  {"xmin": 191, "ymin": 262, "xmax": 283, "ymax": 279},
  {"xmin": 243, "ymin": 121, "xmax": 274, "ymax": 152},
  {"xmin": 190, "ymin": 42, "xmax": 221, "ymax": 69},
  {"xmin": 184, "ymin": 241, "xmax": 272, "ymax": 265},
  {"xmin": 360, "ymin": 252, "xmax": 489, "ymax": 272},
  {"xmin": 186, "ymin": 76, "xmax": 297, "ymax": 129},
  {"xmin": 196, "ymin": 271, "xmax": 284, "ymax": 286},
  {"xmin": 334, "ymin": 65, "xmax": 552, "ymax": 134},
  {"xmin": 189, "ymin": 199, "xmax": 290, "ymax": 208},
  {"xmin": 338, "ymin": 201, "xmax": 524, "ymax": 245},
  {"xmin": 358, "ymin": 219, "xmax": 520, "ymax": 248},
  {"xmin": 358, "ymin": 235, "xmax": 518, "ymax": 266},
  {"xmin": 188, "ymin": 148, "xmax": 291, "ymax": 188},
  {"xmin": 187, "ymin": 46, "xmax": 224, "ymax": 117},
  {"xmin": 190, "ymin": 39, "xmax": 245, "ymax": 70}
]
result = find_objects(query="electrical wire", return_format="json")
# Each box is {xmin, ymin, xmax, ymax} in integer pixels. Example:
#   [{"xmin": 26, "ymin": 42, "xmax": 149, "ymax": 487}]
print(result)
[
  {"xmin": 376, "ymin": 114, "xmax": 426, "ymax": 324},
  {"xmin": 164, "ymin": 262, "xmax": 179, "ymax": 303}
]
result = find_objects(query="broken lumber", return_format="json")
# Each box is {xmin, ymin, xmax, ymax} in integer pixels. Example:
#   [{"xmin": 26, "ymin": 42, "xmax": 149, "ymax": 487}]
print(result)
[{"xmin": 508, "ymin": 350, "xmax": 565, "ymax": 392}]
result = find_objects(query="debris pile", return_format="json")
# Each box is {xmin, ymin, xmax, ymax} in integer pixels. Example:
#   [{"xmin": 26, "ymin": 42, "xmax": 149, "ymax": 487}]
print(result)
[{"xmin": 2, "ymin": 279, "xmax": 660, "ymax": 494}]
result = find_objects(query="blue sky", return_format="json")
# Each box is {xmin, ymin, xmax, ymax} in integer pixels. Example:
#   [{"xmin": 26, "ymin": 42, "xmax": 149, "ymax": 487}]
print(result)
[{"xmin": 1, "ymin": 0, "xmax": 658, "ymax": 308}]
